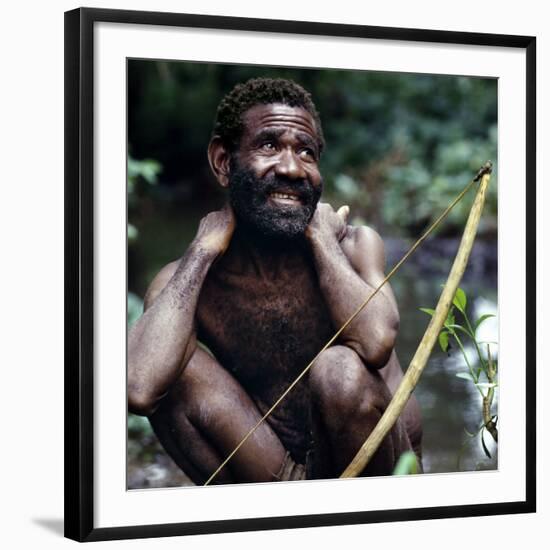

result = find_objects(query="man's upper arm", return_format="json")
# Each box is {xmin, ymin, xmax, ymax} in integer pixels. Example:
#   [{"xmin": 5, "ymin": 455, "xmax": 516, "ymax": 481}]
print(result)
[{"xmin": 342, "ymin": 225, "xmax": 399, "ymax": 318}]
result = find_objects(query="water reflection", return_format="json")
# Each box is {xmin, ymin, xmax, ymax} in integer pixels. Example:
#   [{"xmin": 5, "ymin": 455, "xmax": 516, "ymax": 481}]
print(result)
[{"xmin": 389, "ymin": 237, "xmax": 498, "ymax": 473}]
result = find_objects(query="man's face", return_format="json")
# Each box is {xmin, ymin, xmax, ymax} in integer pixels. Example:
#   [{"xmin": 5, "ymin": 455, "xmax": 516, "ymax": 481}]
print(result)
[{"xmin": 227, "ymin": 103, "xmax": 323, "ymax": 241}]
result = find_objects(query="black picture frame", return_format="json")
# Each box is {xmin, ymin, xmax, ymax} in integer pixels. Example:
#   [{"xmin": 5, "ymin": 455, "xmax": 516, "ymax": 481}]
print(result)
[{"xmin": 65, "ymin": 7, "xmax": 536, "ymax": 542}]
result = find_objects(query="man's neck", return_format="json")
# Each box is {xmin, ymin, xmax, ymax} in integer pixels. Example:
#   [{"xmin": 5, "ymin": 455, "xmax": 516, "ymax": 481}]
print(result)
[{"xmin": 224, "ymin": 225, "xmax": 308, "ymax": 279}]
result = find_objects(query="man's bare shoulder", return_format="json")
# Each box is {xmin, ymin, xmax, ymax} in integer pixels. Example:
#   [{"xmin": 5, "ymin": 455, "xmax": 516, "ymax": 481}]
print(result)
[
  {"xmin": 143, "ymin": 259, "xmax": 180, "ymax": 310},
  {"xmin": 341, "ymin": 224, "xmax": 386, "ymax": 274}
]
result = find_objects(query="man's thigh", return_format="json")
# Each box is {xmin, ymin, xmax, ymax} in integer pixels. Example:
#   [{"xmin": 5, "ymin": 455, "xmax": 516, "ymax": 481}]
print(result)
[
  {"xmin": 380, "ymin": 351, "xmax": 423, "ymax": 462},
  {"xmin": 310, "ymin": 345, "xmax": 416, "ymax": 476},
  {"xmin": 150, "ymin": 346, "xmax": 287, "ymax": 484}
]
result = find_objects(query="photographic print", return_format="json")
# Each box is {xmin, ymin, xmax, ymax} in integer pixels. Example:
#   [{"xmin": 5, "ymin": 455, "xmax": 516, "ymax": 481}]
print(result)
[
  {"xmin": 126, "ymin": 60, "xmax": 499, "ymax": 489},
  {"xmin": 65, "ymin": 8, "xmax": 535, "ymax": 541}
]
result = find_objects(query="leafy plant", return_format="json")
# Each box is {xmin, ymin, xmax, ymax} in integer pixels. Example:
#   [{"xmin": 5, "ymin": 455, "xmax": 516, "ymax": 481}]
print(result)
[
  {"xmin": 128, "ymin": 291, "xmax": 144, "ymax": 327},
  {"xmin": 128, "ymin": 155, "xmax": 162, "ymax": 194},
  {"xmin": 393, "ymin": 451, "xmax": 420, "ymax": 475},
  {"xmin": 420, "ymin": 287, "xmax": 498, "ymax": 464},
  {"xmin": 127, "ymin": 153, "xmax": 162, "ymax": 243}
]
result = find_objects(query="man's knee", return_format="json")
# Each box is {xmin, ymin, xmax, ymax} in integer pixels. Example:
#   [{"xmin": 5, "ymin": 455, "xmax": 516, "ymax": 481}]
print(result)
[{"xmin": 310, "ymin": 345, "xmax": 389, "ymax": 418}]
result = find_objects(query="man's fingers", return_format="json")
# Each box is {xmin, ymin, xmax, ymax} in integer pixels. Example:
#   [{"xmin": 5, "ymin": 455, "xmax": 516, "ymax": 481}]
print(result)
[
  {"xmin": 222, "ymin": 203, "xmax": 237, "ymax": 224},
  {"xmin": 222, "ymin": 202, "xmax": 234, "ymax": 215},
  {"xmin": 337, "ymin": 205, "xmax": 350, "ymax": 222}
]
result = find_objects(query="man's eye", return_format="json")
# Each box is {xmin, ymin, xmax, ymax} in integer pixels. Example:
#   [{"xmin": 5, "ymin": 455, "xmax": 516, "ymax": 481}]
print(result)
[
  {"xmin": 300, "ymin": 148, "xmax": 316, "ymax": 160},
  {"xmin": 261, "ymin": 142, "xmax": 276, "ymax": 151}
]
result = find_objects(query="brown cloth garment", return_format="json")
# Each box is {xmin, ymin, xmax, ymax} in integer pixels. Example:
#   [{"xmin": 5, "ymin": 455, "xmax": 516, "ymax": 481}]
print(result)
[{"xmin": 274, "ymin": 451, "xmax": 307, "ymax": 481}]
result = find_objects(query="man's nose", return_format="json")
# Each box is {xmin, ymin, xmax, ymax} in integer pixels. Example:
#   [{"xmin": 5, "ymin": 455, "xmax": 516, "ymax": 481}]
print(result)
[{"xmin": 275, "ymin": 148, "xmax": 306, "ymax": 180}]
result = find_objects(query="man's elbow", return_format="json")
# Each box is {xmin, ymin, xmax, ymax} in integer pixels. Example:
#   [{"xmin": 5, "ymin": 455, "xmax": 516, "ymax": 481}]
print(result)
[
  {"xmin": 128, "ymin": 385, "xmax": 160, "ymax": 417},
  {"xmin": 127, "ymin": 351, "xmax": 164, "ymax": 417},
  {"xmin": 351, "ymin": 324, "xmax": 398, "ymax": 369},
  {"xmin": 366, "ymin": 338, "xmax": 395, "ymax": 369}
]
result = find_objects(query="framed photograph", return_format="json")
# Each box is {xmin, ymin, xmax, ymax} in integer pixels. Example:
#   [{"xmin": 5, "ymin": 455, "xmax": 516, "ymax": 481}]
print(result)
[{"xmin": 65, "ymin": 7, "xmax": 536, "ymax": 542}]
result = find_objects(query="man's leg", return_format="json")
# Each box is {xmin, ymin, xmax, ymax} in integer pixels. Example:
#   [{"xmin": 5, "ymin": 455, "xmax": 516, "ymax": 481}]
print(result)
[
  {"xmin": 381, "ymin": 351, "xmax": 423, "ymax": 466},
  {"xmin": 309, "ymin": 345, "xmax": 414, "ymax": 478},
  {"xmin": 149, "ymin": 347, "xmax": 287, "ymax": 485}
]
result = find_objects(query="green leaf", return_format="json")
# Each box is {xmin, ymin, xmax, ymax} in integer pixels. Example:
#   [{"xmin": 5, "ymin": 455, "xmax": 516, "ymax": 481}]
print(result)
[
  {"xmin": 419, "ymin": 307, "xmax": 435, "ymax": 316},
  {"xmin": 438, "ymin": 331, "xmax": 449, "ymax": 352},
  {"xmin": 127, "ymin": 156, "xmax": 162, "ymax": 186},
  {"xmin": 392, "ymin": 451, "xmax": 419, "ymax": 475},
  {"xmin": 474, "ymin": 314, "xmax": 495, "ymax": 334},
  {"xmin": 481, "ymin": 429, "xmax": 492, "ymax": 459},
  {"xmin": 127, "ymin": 413, "xmax": 152, "ymax": 436},
  {"xmin": 127, "ymin": 223, "xmax": 139, "ymax": 242},
  {"xmin": 455, "ymin": 372, "xmax": 473, "ymax": 381},
  {"xmin": 453, "ymin": 287, "xmax": 467, "ymax": 313},
  {"xmin": 128, "ymin": 292, "xmax": 144, "ymax": 327},
  {"xmin": 444, "ymin": 310, "xmax": 455, "ymax": 328}
]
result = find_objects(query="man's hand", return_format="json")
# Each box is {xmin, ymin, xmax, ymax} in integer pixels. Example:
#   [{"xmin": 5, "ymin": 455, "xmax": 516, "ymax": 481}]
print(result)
[
  {"xmin": 129, "ymin": 205, "xmax": 235, "ymax": 416},
  {"xmin": 306, "ymin": 202, "xmax": 350, "ymax": 244},
  {"xmin": 194, "ymin": 204, "xmax": 236, "ymax": 257},
  {"xmin": 306, "ymin": 202, "xmax": 399, "ymax": 369}
]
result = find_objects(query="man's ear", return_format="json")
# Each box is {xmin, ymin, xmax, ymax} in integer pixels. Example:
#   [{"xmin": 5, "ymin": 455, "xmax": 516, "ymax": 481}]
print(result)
[{"xmin": 208, "ymin": 136, "xmax": 232, "ymax": 188}]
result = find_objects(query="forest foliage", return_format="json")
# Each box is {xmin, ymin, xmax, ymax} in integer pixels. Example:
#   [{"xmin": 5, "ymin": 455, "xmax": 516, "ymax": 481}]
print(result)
[{"xmin": 128, "ymin": 60, "xmax": 497, "ymax": 244}]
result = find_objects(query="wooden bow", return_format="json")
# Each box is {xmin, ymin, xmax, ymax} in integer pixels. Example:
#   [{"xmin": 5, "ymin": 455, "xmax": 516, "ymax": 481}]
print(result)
[
  {"xmin": 204, "ymin": 162, "xmax": 493, "ymax": 485},
  {"xmin": 342, "ymin": 161, "xmax": 493, "ymax": 477}
]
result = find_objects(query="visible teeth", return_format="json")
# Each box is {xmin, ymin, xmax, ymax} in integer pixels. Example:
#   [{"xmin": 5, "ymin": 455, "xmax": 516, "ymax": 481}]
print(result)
[{"xmin": 272, "ymin": 192, "xmax": 298, "ymax": 201}]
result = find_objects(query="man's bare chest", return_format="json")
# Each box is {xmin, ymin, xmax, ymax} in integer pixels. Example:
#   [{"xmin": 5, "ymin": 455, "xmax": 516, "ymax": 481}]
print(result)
[{"xmin": 195, "ymin": 261, "xmax": 334, "ymax": 394}]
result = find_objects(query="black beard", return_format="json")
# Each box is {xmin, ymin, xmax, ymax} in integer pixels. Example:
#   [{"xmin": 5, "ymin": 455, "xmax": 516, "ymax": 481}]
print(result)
[{"xmin": 228, "ymin": 164, "xmax": 322, "ymax": 242}]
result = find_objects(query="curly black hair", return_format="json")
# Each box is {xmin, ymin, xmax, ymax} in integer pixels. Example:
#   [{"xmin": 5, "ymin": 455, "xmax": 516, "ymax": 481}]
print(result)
[{"xmin": 212, "ymin": 77, "xmax": 325, "ymax": 154}]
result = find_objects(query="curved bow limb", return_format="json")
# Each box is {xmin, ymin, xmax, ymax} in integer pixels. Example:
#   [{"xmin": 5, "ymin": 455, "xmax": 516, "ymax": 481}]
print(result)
[
  {"xmin": 341, "ymin": 164, "xmax": 493, "ymax": 478},
  {"xmin": 204, "ymin": 163, "xmax": 492, "ymax": 486}
]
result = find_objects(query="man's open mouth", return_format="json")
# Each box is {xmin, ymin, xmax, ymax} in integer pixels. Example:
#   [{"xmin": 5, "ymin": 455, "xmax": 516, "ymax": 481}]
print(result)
[{"xmin": 268, "ymin": 191, "xmax": 303, "ymax": 206}]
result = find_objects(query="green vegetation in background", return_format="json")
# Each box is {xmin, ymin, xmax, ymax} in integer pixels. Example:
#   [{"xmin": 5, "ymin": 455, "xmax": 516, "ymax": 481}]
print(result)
[
  {"xmin": 420, "ymin": 287, "xmax": 498, "ymax": 468},
  {"xmin": 127, "ymin": 154, "xmax": 162, "ymax": 244},
  {"xmin": 128, "ymin": 60, "xmax": 497, "ymax": 243}
]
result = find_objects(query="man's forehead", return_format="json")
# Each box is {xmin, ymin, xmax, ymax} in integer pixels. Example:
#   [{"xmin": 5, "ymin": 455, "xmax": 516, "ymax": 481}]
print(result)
[{"xmin": 241, "ymin": 103, "xmax": 318, "ymax": 139}]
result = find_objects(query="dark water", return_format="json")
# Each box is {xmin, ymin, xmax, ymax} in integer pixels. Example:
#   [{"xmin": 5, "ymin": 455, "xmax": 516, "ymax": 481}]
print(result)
[
  {"xmin": 388, "ymin": 237, "xmax": 498, "ymax": 474},
  {"xmin": 127, "ymin": 233, "xmax": 498, "ymax": 488}
]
